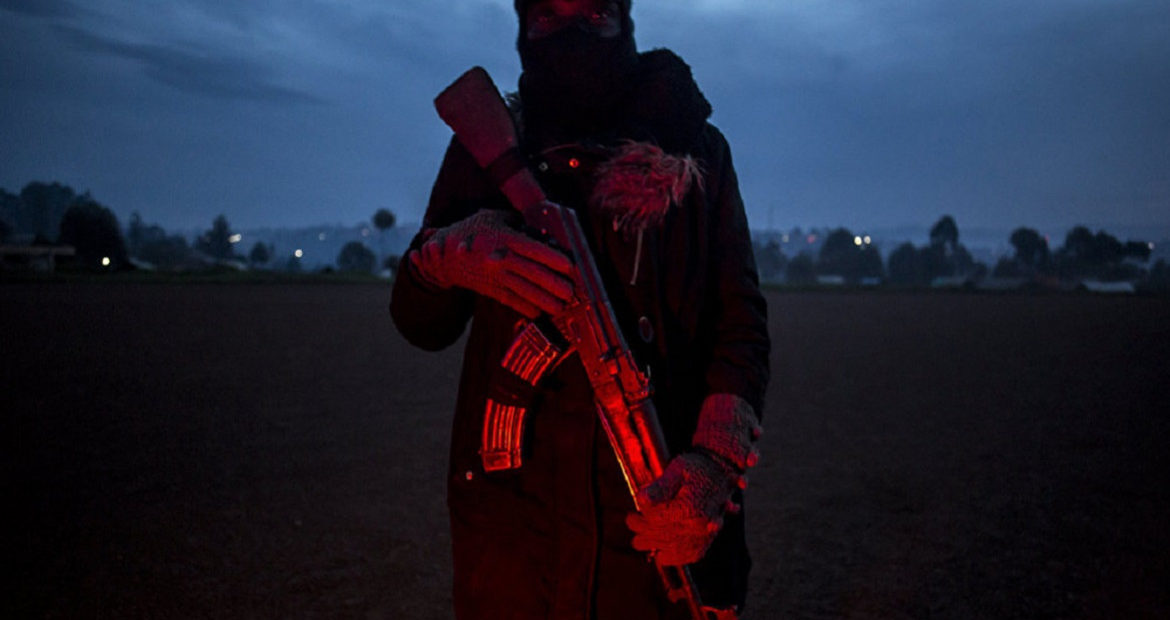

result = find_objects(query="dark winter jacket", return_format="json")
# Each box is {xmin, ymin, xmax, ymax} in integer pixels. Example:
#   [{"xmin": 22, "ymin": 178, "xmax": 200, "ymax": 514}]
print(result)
[{"xmin": 390, "ymin": 50, "xmax": 770, "ymax": 619}]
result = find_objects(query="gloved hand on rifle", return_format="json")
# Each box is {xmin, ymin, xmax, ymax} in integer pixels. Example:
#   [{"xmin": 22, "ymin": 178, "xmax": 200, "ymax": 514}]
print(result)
[
  {"xmin": 407, "ymin": 208, "xmax": 576, "ymax": 318},
  {"xmin": 626, "ymin": 393, "xmax": 763, "ymax": 567}
]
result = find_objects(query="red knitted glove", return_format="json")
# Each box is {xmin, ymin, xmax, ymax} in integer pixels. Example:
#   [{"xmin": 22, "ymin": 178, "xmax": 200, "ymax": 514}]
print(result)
[
  {"xmin": 407, "ymin": 209, "xmax": 575, "ymax": 318},
  {"xmin": 692, "ymin": 393, "xmax": 762, "ymax": 472},
  {"xmin": 625, "ymin": 394, "xmax": 762, "ymax": 566}
]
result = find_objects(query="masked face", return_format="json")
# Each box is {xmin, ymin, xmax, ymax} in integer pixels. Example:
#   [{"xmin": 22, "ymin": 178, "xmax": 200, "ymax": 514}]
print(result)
[{"xmin": 518, "ymin": 0, "xmax": 637, "ymax": 132}]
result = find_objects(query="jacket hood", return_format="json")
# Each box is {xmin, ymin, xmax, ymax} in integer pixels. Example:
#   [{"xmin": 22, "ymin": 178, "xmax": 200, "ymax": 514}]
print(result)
[
  {"xmin": 624, "ymin": 48, "xmax": 712, "ymax": 154},
  {"xmin": 515, "ymin": 48, "xmax": 713, "ymax": 155}
]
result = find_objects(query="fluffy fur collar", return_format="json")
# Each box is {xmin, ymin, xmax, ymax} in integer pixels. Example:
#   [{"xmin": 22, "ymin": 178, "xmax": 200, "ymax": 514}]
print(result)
[
  {"xmin": 506, "ymin": 48, "xmax": 711, "ymax": 255},
  {"xmin": 588, "ymin": 51, "xmax": 709, "ymax": 239},
  {"xmin": 590, "ymin": 141, "xmax": 702, "ymax": 239}
]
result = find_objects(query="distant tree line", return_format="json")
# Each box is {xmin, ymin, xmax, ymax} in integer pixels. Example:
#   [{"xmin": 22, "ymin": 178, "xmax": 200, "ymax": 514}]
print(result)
[
  {"xmin": 5, "ymin": 180, "xmax": 1163, "ymax": 289},
  {"xmin": 991, "ymin": 225, "xmax": 1152, "ymax": 282},
  {"xmin": 2, "ymin": 181, "xmax": 404, "ymax": 276},
  {"xmin": 753, "ymin": 215, "xmax": 1168, "ymax": 292},
  {"xmin": 2, "ymin": 182, "xmax": 128, "ymax": 270}
]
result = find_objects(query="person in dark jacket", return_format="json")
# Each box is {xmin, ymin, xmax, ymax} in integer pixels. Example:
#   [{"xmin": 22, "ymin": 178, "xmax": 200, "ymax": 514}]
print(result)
[{"xmin": 390, "ymin": 1, "xmax": 770, "ymax": 618}]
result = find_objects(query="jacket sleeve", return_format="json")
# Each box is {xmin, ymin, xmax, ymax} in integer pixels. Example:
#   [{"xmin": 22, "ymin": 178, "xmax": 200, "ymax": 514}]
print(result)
[
  {"xmin": 389, "ymin": 137, "xmax": 506, "ymax": 351},
  {"xmin": 699, "ymin": 126, "xmax": 771, "ymax": 418}
]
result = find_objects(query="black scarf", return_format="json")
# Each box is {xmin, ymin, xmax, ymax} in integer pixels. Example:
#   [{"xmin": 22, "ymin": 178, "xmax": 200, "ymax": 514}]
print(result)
[
  {"xmin": 517, "ymin": 48, "xmax": 713, "ymax": 156},
  {"xmin": 517, "ymin": 19, "xmax": 639, "ymax": 138}
]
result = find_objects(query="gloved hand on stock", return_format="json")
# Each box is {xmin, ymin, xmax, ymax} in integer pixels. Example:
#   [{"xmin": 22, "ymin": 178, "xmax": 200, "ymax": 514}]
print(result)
[
  {"xmin": 626, "ymin": 393, "xmax": 763, "ymax": 567},
  {"xmin": 407, "ymin": 209, "xmax": 576, "ymax": 318}
]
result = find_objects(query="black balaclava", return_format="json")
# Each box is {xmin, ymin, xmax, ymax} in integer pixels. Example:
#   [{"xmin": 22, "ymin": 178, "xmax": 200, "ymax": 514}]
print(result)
[{"xmin": 515, "ymin": 0, "xmax": 639, "ymax": 139}]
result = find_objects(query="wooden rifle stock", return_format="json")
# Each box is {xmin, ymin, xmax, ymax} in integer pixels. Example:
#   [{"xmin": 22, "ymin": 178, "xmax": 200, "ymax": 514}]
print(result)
[{"xmin": 435, "ymin": 66, "xmax": 737, "ymax": 620}]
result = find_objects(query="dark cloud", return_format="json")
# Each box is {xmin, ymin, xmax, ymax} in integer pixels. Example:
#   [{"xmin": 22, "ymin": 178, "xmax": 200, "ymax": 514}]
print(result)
[
  {"xmin": 56, "ymin": 26, "xmax": 325, "ymax": 105},
  {"xmin": 2, "ymin": 0, "xmax": 1167, "ymax": 234},
  {"xmin": 634, "ymin": 1, "xmax": 1170, "ymax": 229}
]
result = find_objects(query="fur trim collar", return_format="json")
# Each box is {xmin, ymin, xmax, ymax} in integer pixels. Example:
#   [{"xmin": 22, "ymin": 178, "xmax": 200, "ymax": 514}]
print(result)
[{"xmin": 590, "ymin": 141, "xmax": 702, "ymax": 239}]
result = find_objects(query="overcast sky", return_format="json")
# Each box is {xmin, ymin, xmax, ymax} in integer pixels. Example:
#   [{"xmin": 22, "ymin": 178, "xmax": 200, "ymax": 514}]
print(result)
[{"xmin": 2, "ymin": 0, "xmax": 1168, "ymax": 234}]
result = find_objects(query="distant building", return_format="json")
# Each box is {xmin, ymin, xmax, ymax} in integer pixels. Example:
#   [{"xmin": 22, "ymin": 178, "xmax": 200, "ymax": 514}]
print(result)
[{"xmin": 0, "ymin": 244, "xmax": 75, "ymax": 273}]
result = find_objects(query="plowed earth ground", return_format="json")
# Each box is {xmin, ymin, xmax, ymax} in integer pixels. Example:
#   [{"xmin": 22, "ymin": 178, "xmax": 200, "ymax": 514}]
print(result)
[{"xmin": 3, "ymin": 283, "xmax": 1168, "ymax": 619}]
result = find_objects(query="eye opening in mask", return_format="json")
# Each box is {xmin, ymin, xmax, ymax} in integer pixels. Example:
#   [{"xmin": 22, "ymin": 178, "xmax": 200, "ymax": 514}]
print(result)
[{"xmin": 526, "ymin": 1, "xmax": 621, "ymax": 40}]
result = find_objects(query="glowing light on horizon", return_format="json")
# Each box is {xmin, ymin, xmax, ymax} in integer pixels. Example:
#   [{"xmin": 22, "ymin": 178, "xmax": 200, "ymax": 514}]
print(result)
[
  {"xmin": 229, "ymin": 234, "xmax": 242, "ymax": 243},
  {"xmin": 101, "ymin": 257, "xmax": 111, "ymax": 266},
  {"xmin": 294, "ymin": 249, "xmax": 303, "ymax": 258}
]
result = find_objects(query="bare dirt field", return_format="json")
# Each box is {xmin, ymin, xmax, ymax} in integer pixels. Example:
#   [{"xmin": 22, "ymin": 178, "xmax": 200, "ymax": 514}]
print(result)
[{"xmin": 3, "ymin": 283, "xmax": 1168, "ymax": 619}]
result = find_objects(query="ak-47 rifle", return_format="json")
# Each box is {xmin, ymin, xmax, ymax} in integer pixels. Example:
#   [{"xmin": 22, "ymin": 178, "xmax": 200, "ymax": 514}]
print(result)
[{"xmin": 434, "ymin": 67, "xmax": 738, "ymax": 620}]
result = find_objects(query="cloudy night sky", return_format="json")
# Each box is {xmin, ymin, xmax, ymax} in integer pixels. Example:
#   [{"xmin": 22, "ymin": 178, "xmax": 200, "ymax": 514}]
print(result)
[{"xmin": 2, "ymin": 0, "xmax": 1168, "ymax": 235}]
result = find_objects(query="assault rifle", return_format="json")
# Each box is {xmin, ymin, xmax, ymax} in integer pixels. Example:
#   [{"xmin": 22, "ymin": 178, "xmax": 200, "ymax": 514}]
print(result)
[{"xmin": 434, "ymin": 67, "xmax": 738, "ymax": 620}]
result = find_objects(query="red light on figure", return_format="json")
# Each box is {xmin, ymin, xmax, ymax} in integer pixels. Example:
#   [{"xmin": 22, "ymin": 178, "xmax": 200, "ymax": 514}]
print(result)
[{"xmin": 569, "ymin": 157, "xmax": 580, "ymax": 169}]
